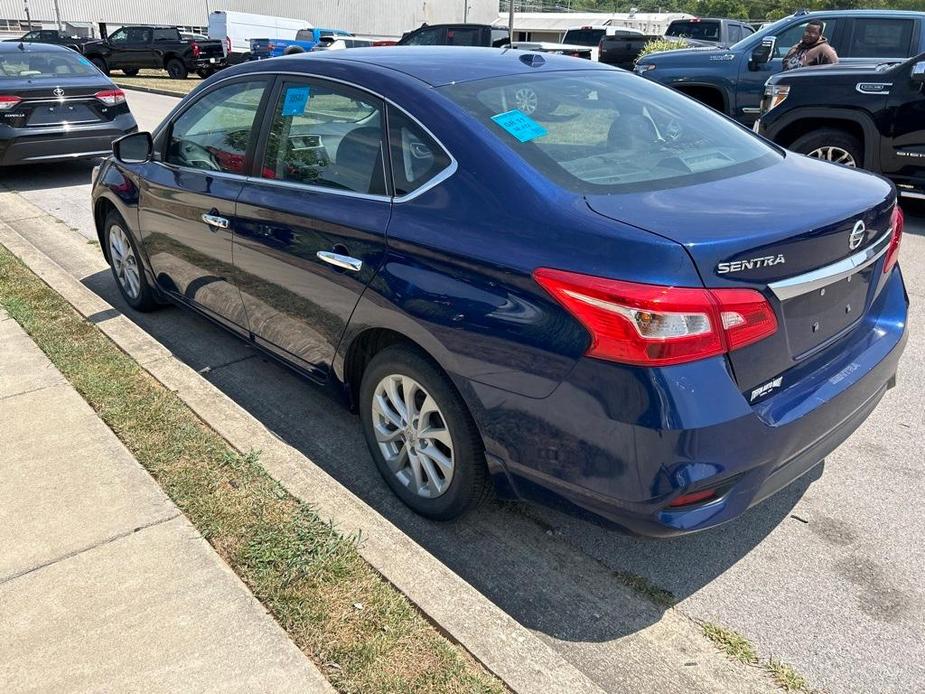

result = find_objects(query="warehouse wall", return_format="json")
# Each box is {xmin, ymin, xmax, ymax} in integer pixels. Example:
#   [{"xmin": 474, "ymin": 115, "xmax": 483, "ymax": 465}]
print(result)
[{"xmin": 0, "ymin": 0, "xmax": 499, "ymax": 37}]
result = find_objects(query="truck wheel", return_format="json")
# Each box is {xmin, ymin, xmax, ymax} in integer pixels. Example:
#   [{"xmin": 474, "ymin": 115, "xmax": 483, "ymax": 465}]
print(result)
[
  {"xmin": 122, "ymin": 68, "xmax": 139, "ymax": 76},
  {"xmin": 196, "ymin": 67, "xmax": 215, "ymax": 79},
  {"xmin": 283, "ymin": 45, "xmax": 305, "ymax": 55},
  {"xmin": 166, "ymin": 58, "xmax": 188, "ymax": 80},
  {"xmin": 790, "ymin": 128, "xmax": 863, "ymax": 168},
  {"xmin": 90, "ymin": 57, "xmax": 109, "ymax": 75}
]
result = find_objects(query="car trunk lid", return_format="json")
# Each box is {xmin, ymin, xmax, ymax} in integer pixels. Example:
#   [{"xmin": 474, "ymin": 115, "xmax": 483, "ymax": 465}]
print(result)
[
  {"xmin": 1, "ymin": 77, "xmax": 119, "ymax": 126},
  {"xmin": 585, "ymin": 155, "xmax": 896, "ymax": 392}
]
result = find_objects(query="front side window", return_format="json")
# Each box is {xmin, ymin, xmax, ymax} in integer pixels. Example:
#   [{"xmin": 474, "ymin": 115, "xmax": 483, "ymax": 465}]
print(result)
[
  {"xmin": 563, "ymin": 29, "xmax": 606, "ymax": 46},
  {"xmin": 260, "ymin": 81, "xmax": 385, "ymax": 195},
  {"xmin": 442, "ymin": 71, "xmax": 778, "ymax": 194},
  {"xmin": 847, "ymin": 19, "xmax": 914, "ymax": 58},
  {"xmin": 165, "ymin": 80, "xmax": 267, "ymax": 174},
  {"xmin": 125, "ymin": 27, "xmax": 152, "ymax": 44},
  {"xmin": 773, "ymin": 19, "xmax": 837, "ymax": 58},
  {"xmin": 388, "ymin": 106, "xmax": 452, "ymax": 196},
  {"xmin": 665, "ymin": 21, "xmax": 721, "ymax": 42},
  {"xmin": 108, "ymin": 28, "xmax": 127, "ymax": 44}
]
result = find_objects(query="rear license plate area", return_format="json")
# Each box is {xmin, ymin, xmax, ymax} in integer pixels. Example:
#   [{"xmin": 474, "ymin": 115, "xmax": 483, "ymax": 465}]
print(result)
[
  {"xmin": 783, "ymin": 267, "xmax": 872, "ymax": 356},
  {"xmin": 27, "ymin": 104, "xmax": 99, "ymax": 126}
]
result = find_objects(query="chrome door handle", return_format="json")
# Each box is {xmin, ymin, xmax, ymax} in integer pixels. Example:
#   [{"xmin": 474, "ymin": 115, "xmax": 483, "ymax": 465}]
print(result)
[
  {"xmin": 201, "ymin": 213, "xmax": 229, "ymax": 229},
  {"xmin": 316, "ymin": 250, "xmax": 362, "ymax": 272}
]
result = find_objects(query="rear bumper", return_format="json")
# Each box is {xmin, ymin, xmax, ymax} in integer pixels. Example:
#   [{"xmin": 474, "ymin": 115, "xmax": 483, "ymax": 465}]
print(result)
[
  {"xmin": 469, "ymin": 267, "xmax": 908, "ymax": 536},
  {"xmin": 0, "ymin": 115, "xmax": 136, "ymax": 166}
]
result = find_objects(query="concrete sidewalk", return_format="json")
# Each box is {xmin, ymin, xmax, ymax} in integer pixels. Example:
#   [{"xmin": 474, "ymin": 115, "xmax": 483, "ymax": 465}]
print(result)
[{"xmin": 0, "ymin": 310, "xmax": 332, "ymax": 693}]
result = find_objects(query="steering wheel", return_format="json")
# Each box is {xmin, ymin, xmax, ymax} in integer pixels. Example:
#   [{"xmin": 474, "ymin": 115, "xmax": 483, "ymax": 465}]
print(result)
[{"xmin": 177, "ymin": 141, "xmax": 221, "ymax": 171}]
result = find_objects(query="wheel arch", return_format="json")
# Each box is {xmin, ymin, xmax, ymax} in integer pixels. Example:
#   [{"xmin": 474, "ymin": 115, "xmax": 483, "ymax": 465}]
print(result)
[
  {"xmin": 764, "ymin": 107, "xmax": 880, "ymax": 170},
  {"xmin": 671, "ymin": 83, "xmax": 729, "ymax": 114}
]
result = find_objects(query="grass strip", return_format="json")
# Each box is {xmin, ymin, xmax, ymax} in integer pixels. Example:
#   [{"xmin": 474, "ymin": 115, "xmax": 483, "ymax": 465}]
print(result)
[
  {"xmin": 700, "ymin": 622, "xmax": 814, "ymax": 693},
  {"xmin": 0, "ymin": 243, "xmax": 503, "ymax": 694},
  {"xmin": 114, "ymin": 69, "xmax": 199, "ymax": 96}
]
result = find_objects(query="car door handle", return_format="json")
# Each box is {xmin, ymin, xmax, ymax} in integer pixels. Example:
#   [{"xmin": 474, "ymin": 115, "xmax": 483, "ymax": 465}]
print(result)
[
  {"xmin": 201, "ymin": 213, "xmax": 229, "ymax": 230},
  {"xmin": 316, "ymin": 250, "xmax": 362, "ymax": 272}
]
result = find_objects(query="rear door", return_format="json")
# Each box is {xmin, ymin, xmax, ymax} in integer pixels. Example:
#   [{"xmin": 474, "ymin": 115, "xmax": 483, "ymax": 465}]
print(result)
[
  {"xmin": 139, "ymin": 76, "xmax": 272, "ymax": 334},
  {"xmin": 232, "ymin": 77, "xmax": 391, "ymax": 380}
]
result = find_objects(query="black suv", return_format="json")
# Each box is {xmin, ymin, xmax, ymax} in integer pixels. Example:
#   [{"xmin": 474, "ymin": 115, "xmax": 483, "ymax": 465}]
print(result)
[
  {"xmin": 756, "ymin": 52, "xmax": 925, "ymax": 196},
  {"xmin": 3, "ymin": 30, "xmax": 93, "ymax": 53}
]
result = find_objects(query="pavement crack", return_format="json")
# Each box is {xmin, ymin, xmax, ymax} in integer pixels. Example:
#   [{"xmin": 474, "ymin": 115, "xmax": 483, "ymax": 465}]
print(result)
[
  {"xmin": 198, "ymin": 353, "xmax": 258, "ymax": 375},
  {"xmin": 0, "ymin": 512, "xmax": 182, "ymax": 587},
  {"xmin": 0, "ymin": 381, "xmax": 64, "ymax": 402}
]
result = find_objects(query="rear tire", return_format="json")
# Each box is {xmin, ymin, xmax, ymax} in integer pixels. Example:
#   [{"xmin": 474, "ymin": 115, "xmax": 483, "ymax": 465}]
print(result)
[
  {"xmin": 196, "ymin": 67, "xmax": 215, "ymax": 79},
  {"xmin": 104, "ymin": 210, "xmax": 159, "ymax": 312},
  {"xmin": 790, "ymin": 128, "xmax": 863, "ymax": 168},
  {"xmin": 90, "ymin": 57, "xmax": 109, "ymax": 75},
  {"xmin": 283, "ymin": 45, "xmax": 305, "ymax": 55},
  {"xmin": 166, "ymin": 58, "xmax": 188, "ymax": 80},
  {"xmin": 121, "ymin": 67, "xmax": 139, "ymax": 76},
  {"xmin": 359, "ymin": 345, "xmax": 490, "ymax": 520}
]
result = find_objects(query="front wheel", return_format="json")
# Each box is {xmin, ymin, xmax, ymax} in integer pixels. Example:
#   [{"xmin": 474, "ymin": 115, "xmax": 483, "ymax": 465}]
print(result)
[
  {"xmin": 104, "ymin": 210, "xmax": 159, "ymax": 312},
  {"xmin": 122, "ymin": 67, "xmax": 139, "ymax": 76},
  {"xmin": 165, "ymin": 58, "xmax": 188, "ymax": 79},
  {"xmin": 359, "ymin": 345, "xmax": 490, "ymax": 520},
  {"xmin": 790, "ymin": 128, "xmax": 863, "ymax": 168}
]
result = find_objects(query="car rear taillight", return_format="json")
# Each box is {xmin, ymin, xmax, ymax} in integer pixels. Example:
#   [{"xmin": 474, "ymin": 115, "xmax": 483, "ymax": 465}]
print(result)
[
  {"xmin": 883, "ymin": 205, "xmax": 904, "ymax": 274},
  {"xmin": 0, "ymin": 95, "xmax": 22, "ymax": 110},
  {"xmin": 225, "ymin": 36, "xmax": 231, "ymax": 54},
  {"xmin": 533, "ymin": 269, "xmax": 777, "ymax": 367},
  {"xmin": 94, "ymin": 89, "xmax": 126, "ymax": 106},
  {"xmin": 191, "ymin": 42, "xmax": 201, "ymax": 58}
]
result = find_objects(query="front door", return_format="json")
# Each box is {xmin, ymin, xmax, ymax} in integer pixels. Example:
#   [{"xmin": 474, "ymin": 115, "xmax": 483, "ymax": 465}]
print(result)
[
  {"xmin": 736, "ymin": 17, "xmax": 841, "ymax": 123},
  {"xmin": 881, "ymin": 58, "xmax": 925, "ymax": 189},
  {"xmin": 233, "ymin": 77, "xmax": 391, "ymax": 380},
  {"xmin": 139, "ymin": 76, "xmax": 272, "ymax": 334}
]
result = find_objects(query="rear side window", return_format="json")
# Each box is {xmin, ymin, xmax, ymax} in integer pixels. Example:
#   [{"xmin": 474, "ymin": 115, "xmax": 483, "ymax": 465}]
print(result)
[
  {"xmin": 260, "ymin": 81, "xmax": 386, "ymax": 195},
  {"xmin": 165, "ymin": 80, "xmax": 267, "ymax": 174},
  {"xmin": 563, "ymin": 29, "xmax": 606, "ymax": 46},
  {"xmin": 847, "ymin": 19, "xmax": 914, "ymax": 58},
  {"xmin": 153, "ymin": 28, "xmax": 178, "ymax": 42},
  {"xmin": 446, "ymin": 27, "xmax": 483, "ymax": 46},
  {"xmin": 388, "ymin": 106, "xmax": 452, "ymax": 197}
]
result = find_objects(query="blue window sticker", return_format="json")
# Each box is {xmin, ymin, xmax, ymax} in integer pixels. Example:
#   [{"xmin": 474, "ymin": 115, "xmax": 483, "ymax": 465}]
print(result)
[
  {"xmin": 78, "ymin": 57, "xmax": 92, "ymax": 66},
  {"xmin": 281, "ymin": 85, "xmax": 310, "ymax": 116},
  {"xmin": 491, "ymin": 109, "xmax": 547, "ymax": 143}
]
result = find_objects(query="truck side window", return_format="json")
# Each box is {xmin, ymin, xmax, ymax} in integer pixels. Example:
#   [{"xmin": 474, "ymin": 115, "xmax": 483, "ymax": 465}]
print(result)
[
  {"xmin": 848, "ymin": 19, "xmax": 914, "ymax": 58},
  {"xmin": 773, "ymin": 20, "xmax": 837, "ymax": 58}
]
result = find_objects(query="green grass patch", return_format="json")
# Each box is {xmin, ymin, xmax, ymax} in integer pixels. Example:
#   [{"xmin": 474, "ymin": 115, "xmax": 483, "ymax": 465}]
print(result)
[
  {"xmin": 113, "ymin": 69, "xmax": 200, "ymax": 95},
  {"xmin": 701, "ymin": 622, "xmax": 816, "ymax": 693},
  {"xmin": 0, "ymin": 243, "xmax": 503, "ymax": 694}
]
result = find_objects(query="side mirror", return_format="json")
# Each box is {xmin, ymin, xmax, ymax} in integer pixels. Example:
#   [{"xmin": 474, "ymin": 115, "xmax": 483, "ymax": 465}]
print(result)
[
  {"xmin": 912, "ymin": 61, "xmax": 925, "ymax": 83},
  {"xmin": 112, "ymin": 131, "xmax": 152, "ymax": 164},
  {"xmin": 750, "ymin": 37, "xmax": 775, "ymax": 68}
]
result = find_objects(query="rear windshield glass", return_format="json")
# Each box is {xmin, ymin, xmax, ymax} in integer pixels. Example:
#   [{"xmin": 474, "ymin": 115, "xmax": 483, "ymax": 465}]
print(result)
[
  {"xmin": 440, "ymin": 71, "xmax": 778, "ymax": 193},
  {"xmin": 563, "ymin": 29, "xmax": 606, "ymax": 46},
  {"xmin": 0, "ymin": 50, "xmax": 97, "ymax": 79},
  {"xmin": 665, "ymin": 20, "xmax": 722, "ymax": 41}
]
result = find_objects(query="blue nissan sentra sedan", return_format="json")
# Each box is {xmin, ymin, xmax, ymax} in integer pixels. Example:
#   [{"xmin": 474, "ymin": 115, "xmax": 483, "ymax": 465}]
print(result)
[{"xmin": 90, "ymin": 47, "xmax": 908, "ymax": 536}]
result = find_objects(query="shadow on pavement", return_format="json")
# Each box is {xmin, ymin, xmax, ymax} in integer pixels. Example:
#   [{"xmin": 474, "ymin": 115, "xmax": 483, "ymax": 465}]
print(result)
[
  {"xmin": 0, "ymin": 160, "xmax": 98, "ymax": 193},
  {"xmin": 76, "ymin": 259, "xmax": 818, "ymax": 647}
]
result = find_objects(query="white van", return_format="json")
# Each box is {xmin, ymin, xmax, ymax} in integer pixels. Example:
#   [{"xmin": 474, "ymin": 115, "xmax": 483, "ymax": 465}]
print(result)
[{"xmin": 208, "ymin": 10, "xmax": 310, "ymax": 63}]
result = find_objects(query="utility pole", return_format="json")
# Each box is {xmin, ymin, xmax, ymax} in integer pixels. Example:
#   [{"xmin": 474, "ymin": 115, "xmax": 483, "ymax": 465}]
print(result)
[
  {"xmin": 23, "ymin": 0, "xmax": 31, "ymax": 30},
  {"xmin": 463, "ymin": 0, "xmax": 468, "ymax": 23},
  {"xmin": 53, "ymin": 0, "xmax": 62, "ymax": 30},
  {"xmin": 508, "ymin": 0, "xmax": 515, "ymax": 44}
]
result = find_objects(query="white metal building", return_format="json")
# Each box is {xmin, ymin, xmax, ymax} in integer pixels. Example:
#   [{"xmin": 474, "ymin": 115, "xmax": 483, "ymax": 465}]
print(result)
[
  {"xmin": 0, "ymin": 0, "xmax": 499, "ymax": 38},
  {"xmin": 496, "ymin": 12, "xmax": 693, "ymax": 43}
]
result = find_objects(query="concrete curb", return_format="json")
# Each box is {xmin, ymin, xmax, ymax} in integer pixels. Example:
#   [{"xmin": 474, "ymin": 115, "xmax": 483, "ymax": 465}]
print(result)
[
  {"xmin": 0, "ymin": 220, "xmax": 606, "ymax": 693},
  {"xmin": 117, "ymin": 84, "xmax": 189, "ymax": 99}
]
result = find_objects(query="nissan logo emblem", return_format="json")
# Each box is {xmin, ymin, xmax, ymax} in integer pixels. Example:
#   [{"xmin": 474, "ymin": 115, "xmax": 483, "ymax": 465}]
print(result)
[
  {"xmin": 53, "ymin": 87, "xmax": 65, "ymax": 98},
  {"xmin": 849, "ymin": 220, "xmax": 865, "ymax": 251}
]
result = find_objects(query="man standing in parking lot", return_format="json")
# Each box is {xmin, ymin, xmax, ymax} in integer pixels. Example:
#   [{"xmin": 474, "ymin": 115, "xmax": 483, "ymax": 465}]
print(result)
[{"xmin": 782, "ymin": 19, "xmax": 839, "ymax": 70}]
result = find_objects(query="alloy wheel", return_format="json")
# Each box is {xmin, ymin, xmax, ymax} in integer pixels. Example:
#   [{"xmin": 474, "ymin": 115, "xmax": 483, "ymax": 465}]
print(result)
[
  {"xmin": 108, "ymin": 224, "xmax": 141, "ymax": 299},
  {"xmin": 513, "ymin": 87, "xmax": 539, "ymax": 115},
  {"xmin": 807, "ymin": 146, "xmax": 857, "ymax": 167},
  {"xmin": 371, "ymin": 374, "xmax": 455, "ymax": 499}
]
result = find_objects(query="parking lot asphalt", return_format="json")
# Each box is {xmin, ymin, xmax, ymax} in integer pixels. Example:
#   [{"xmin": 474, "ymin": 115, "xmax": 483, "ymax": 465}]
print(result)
[{"xmin": 2, "ymin": 88, "xmax": 923, "ymax": 694}]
